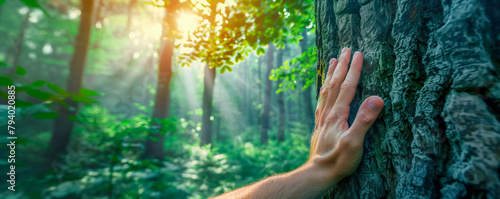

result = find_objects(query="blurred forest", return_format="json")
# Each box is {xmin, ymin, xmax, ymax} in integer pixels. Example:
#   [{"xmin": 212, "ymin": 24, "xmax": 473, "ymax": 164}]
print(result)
[{"xmin": 0, "ymin": 0, "xmax": 318, "ymax": 198}]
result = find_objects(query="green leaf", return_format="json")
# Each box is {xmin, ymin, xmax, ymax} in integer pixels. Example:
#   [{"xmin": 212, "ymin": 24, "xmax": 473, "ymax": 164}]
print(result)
[
  {"xmin": 257, "ymin": 47, "xmax": 266, "ymax": 55},
  {"xmin": 0, "ymin": 61, "xmax": 7, "ymax": 67},
  {"xmin": 32, "ymin": 80, "xmax": 46, "ymax": 87},
  {"xmin": 79, "ymin": 88, "xmax": 102, "ymax": 96},
  {"xmin": 19, "ymin": 0, "xmax": 49, "ymax": 16},
  {"xmin": 68, "ymin": 116, "xmax": 80, "ymax": 122},
  {"xmin": 25, "ymin": 88, "xmax": 53, "ymax": 101},
  {"xmin": 15, "ymin": 100, "xmax": 34, "ymax": 107},
  {"xmin": 71, "ymin": 94, "xmax": 98, "ymax": 103},
  {"xmin": 16, "ymin": 66, "xmax": 27, "ymax": 76},
  {"xmin": 0, "ymin": 76, "xmax": 13, "ymax": 86},
  {"xmin": 34, "ymin": 112, "xmax": 58, "ymax": 119},
  {"xmin": 0, "ymin": 90, "xmax": 7, "ymax": 100},
  {"xmin": 46, "ymin": 83, "xmax": 67, "ymax": 96}
]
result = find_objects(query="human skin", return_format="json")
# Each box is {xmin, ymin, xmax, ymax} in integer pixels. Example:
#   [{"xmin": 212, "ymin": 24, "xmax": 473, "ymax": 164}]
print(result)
[{"xmin": 212, "ymin": 48, "xmax": 385, "ymax": 199}]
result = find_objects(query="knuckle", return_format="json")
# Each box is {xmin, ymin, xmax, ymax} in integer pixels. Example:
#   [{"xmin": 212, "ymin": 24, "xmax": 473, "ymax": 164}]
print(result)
[
  {"xmin": 339, "ymin": 135, "xmax": 353, "ymax": 149},
  {"xmin": 327, "ymin": 81, "xmax": 337, "ymax": 89},
  {"xmin": 319, "ymin": 112, "xmax": 328, "ymax": 123},
  {"xmin": 340, "ymin": 81, "xmax": 351, "ymax": 93},
  {"xmin": 325, "ymin": 112, "xmax": 338, "ymax": 123},
  {"xmin": 320, "ymin": 87, "xmax": 328, "ymax": 98},
  {"xmin": 357, "ymin": 112, "xmax": 374, "ymax": 126},
  {"xmin": 339, "ymin": 134, "xmax": 361, "ymax": 150}
]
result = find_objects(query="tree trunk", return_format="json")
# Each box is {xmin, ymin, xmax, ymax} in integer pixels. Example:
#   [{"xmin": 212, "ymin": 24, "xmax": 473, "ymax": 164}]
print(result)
[
  {"xmin": 260, "ymin": 43, "xmax": 274, "ymax": 144},
  {"xmin": 49, "ymin": 0, "xmax": 94, "ymax": 155},
  {"xmin": 315, "ymin": 0, "xmax": 500, "ymax": 198},
  {"xmin": 277, "ymin": 48, "xmax": 285, "ymax": 142},
  {"xmin": 216, "ymin": 91, "xmax": 221, "ymax": 142},
  {"xmin": 144, "ymin": 4, "xmax": 177, "ymax": 159},
  {"xmin": 300, "ymin": 30, "xmax": 314, "ymax": 132},
  {"xmin": 126, "ymin": 0, "xmax": 137, "ymax": 31},
  {"xmin": 11, "ymin": 8, "xmax": 31, "ymax": 69},
  {"xmin": 258, "ymin": 56, "xmax": 263, "ymax": 120},
  {"xmin": 200, "ymin": 63, "xmax": 216, "ymax": 146}
]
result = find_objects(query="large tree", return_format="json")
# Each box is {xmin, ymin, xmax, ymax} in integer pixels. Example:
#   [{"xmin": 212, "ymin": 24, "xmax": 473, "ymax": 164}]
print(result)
[
  {"xmin": 49, "ymin": 0, "xmax": 95, "ymax": 154},
  {"xmin": 144, "ymin": 0, "xmax": 178, "ymax": 159},
  {"xmin": 315, "ymin": 0, "xmax": 500, "ymax": 198}
]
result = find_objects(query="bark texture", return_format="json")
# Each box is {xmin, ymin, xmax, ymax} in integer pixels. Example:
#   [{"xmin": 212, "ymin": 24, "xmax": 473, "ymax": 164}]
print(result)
[
  {"xmin": 314, "ymin": 0, "xmax": 500, "ymax": 198},
  {"xmin": 49, "ymin": 0, "xmax": 94, "ymax": 154}
]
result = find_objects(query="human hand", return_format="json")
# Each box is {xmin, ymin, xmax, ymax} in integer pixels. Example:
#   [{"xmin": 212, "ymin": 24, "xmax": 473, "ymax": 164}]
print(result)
[
  {"xmin": 213, "ymin": 48, "xmax": 385, "ymax": 199},
  {"xmin": 308, "ymin": 48, "xmax": 385, "ymax": 185}
]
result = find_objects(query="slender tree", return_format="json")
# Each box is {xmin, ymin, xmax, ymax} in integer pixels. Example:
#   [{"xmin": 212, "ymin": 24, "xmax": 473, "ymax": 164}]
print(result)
[
  {"xmin": 126, "ymin": 0, "xmax": 137, "ymax": 31},
  {"xmin": 200, "ymin": 63, "xmax": 216, "ymax": 146},
  {"xmin": 144, "ymin": 1, "xmax": 178, "ymax": 159},
  {"xmin": 259, "ymin": 43, "xmax": 274, "ymax": 144},
  {"xmin": 10, "ymin": 8, "xmax": 31, "ymax": 70},
  {"xmin": 49, "ymin": 0, "xmax": 94, "ymax": 154},
  {"xmin": 299, "ymin": 30, "xmax": 314, "ymax": 132},
  {"xmin": 277, "ymin": 47, "xmax": 285, "ymax": 142}
]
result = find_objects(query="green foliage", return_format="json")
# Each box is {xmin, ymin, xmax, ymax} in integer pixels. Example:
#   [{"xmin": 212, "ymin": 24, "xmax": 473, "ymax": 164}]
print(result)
[
  {"xmin": 10, "ymin": 104, "xmax": 311, "ymax": 198},
  {"xmin": 271, "ymin": 46, "xmax": 318, "ymax": 91},
  {"xmin": 176, "ymin": 0, "xmax": 314, "ymax": 72}
]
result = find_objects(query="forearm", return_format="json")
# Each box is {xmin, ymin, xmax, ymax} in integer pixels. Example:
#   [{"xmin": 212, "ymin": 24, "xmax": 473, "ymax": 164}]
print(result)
[{"xmin": 212, "ymin": 161, "xmax": 338, "ymax": 199}]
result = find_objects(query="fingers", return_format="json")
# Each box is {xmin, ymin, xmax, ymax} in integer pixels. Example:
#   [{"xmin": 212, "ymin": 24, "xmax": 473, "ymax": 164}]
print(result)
[
  {"xmin": 324, "ymin": 58, "xmax": 338, "ymax": 84},
  {"xmin": 321, "ymin": 48, "xmax": 351, "ymax": 117},
  {"xmin": 333, "ymin": 51, "xmax": 363, "ymax": 117},
  {"xmin": 315, "ymin": 58, "xmax": 338, "ymax": 123},
  {"xmin": 345, "ymin": 96, "xmax": 384, "ymax": 146}
]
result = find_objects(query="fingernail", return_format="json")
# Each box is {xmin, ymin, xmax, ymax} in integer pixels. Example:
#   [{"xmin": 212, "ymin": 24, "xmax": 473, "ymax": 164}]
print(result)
[
  {"xmin": 329, "ymin": 58, "xmax": 336, "ymax": 66},
  {"xmin": 367, "ymin": 97, "xmax": 381, "ymax": 111},
  {"xmin": 353, "ymin": 51, "xmax": 360, "ymax": 59},
  {"xmin": 341, "ymin": 48, "xmax": 347, "ymax": 54}
]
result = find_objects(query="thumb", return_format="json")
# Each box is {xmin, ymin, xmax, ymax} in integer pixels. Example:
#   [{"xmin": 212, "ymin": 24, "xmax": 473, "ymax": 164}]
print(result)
[{"xmin": 347, "ymin": 96, "xmax": 384, "ymax": 145}]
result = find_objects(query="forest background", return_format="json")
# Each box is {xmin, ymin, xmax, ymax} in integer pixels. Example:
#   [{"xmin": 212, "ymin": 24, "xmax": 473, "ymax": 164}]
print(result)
[{"xmin": 0, "ymin": 0, "xmax": 318, "ymax": 198}]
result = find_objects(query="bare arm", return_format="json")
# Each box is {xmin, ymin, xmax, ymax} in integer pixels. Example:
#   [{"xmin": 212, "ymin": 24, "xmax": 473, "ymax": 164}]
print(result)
[{"xmin": 213, "ymin": 48, "xmax": 385, "ymax": 199}]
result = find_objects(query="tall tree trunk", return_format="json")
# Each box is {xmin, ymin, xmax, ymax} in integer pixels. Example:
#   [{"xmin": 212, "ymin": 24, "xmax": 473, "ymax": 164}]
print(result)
[
  {"xmin": 200, "ymin": 63, "xmax": 216, "ymax": 146},
  {"xmin": 126, "ymin": 0, "xmax": 137, "ymax": 31},
  {"xmin": 49, "ymin": 0, "xmax": 94, "ymax": 155},
  {"xmin": 144, "ymin": 3, "xmax": 177, "ymax": 159},
  {"xmin": 260, "ymin": 43, "xmax": 274, "ymax": 144},
  {"xmin": 258, "ymin": 56, "xmax": 263, "ymax": 123},
  {"xmin": 315, "ymin": 0, "xmax": 500, "ymax": 198},
  {"xmin": 11, "ymin": 8, "xmax": 31, "ymax": 69},
  {"xmin": 216, "ymin": 91, "xmax": 221, "ymax": 142},
  {"xmin": 299, "ymin": 30, "xmax": 314, "ymax": 132},
  {"xmin": 277, "ymin": 48, "xmax": 285, "ymax": 142}
]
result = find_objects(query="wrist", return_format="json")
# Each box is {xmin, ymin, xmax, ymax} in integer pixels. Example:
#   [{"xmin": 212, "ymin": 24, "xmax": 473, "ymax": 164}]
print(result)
[{"xmin": 298, "ymin": 158, "xmax": 340, "ymax": 191}]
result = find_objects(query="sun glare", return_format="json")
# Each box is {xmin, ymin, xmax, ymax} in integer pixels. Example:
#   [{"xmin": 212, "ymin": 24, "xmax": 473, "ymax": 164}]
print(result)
[{"xmin": 177, "ymin": 12, "xmax": 199, "ymax": 35}]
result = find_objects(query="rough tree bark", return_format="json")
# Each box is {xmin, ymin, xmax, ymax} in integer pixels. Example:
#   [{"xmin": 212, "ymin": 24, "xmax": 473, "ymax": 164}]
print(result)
[
  {"xmin": 144, "ymin": 2, "xmax": 177, "ymax": 159},
  {"xmin": 260, "ymin": 43, "xmax": 274, "ymax": 144},
  {"xmin": 277, "ymin": 48, "xmax": 285, "ymax": 142},
  {"xmin": 200, "ymin": 63, "xmax": 216, "ymax": 146},
  {"xmin": 49, "ymin": 0, "xmax": 94, "ymax": 155},
  {"xmin": 315, "ymin": 0, "xmax": 500, "ymax": 198}
]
